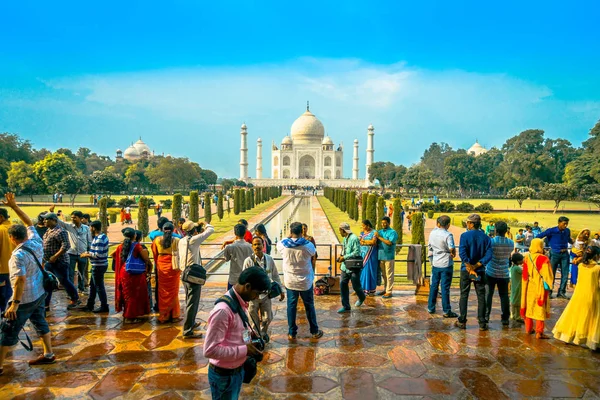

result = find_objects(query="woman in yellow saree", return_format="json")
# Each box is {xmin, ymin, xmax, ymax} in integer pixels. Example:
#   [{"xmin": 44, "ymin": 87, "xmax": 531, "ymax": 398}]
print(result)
[{"xmin": 521, "ymin": 238, "xmax": 554, "ymax": 339}]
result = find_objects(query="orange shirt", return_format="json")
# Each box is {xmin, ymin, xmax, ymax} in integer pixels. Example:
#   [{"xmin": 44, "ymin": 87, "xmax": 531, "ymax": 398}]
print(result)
[{"xmin": 0, "ymin": 220, "xmax": 15, "ymax": 274}]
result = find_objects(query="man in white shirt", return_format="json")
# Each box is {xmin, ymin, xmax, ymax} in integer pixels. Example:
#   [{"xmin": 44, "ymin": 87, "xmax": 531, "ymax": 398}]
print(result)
[
  {"xmin": 427, "ymin": 215, "xmax": 458, "ymax": 318},
  {"xmin": 243, "ymin": 236, "xmax": 284, "ymax": 343},
  {"xmin": 276, "ymin": 222, "xmax": 323, "ymax": 340}
]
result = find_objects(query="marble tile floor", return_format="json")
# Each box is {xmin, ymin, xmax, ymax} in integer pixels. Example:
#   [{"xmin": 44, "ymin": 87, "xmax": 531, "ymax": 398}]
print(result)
[{"xmin": 1, "ymin": 284, "xmax": 599, "ymax": 399}]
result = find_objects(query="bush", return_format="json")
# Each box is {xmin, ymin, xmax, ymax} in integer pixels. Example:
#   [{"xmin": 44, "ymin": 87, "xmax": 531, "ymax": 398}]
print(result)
[
  {"xmin": 189, "ymin": 191, "xmax": 199, "ymax": 222},
  {"xmin": 437, "ymin": 201, "xmax": 455, "ymax": 213},
  {"xmin": 138, "ymin": 196, "xmax": 149, "ymax": 238},
  {"xmin": 108, "ymin": 209, "xmax": 119, "ymax": 224},
  {"xmin": 383, "ymin": 193, "xmax": 392, "ymax": 200},
  {"xmin": 392, "ymin": 198, "xmax": 402, "ymax": 244},
  {"xmin": 98, "ymin": 197, "xmax": 108, "ymax": 233},
  {"xmin": 172, "ymin": 193, "xmax": 182, "ymax": 223},
  {"xmin": 217, "ymin": 191, "xmax": 224, "ymax": 221},
  {"xmin": 427, "ymin": 210, "xmax": 434, "ymax": 219},
  {"xmin": 106, "ymin": 198, "xmax": 117, "ymax": 208},
  {"xmin": 117, "ymin": 197, "xmax": 135, "ymax": 208},
  {"xmin": 456, "ymin": 202, "xmax": 475, "ymax": 212},
  {"xmin": 474, "ymin": 202, "xmax": 494, "ymax": 213},
  {"xmin": 162, "ymin": 199, "xmax": 173, "ymax": 210},
  {"xmin": 420, "ymin": 201, "xmax": 435, "ymax": 212},
  {"xmin": 204, "ymin": 193, "xmax": 212, "ymax": 223},
  {"xmin": 481, "ymin": 214, "xmax": 519, "ymax": 225},
  {"xmin": 367, "ymin": 194, "xmax": 377, "ymax": 224}
]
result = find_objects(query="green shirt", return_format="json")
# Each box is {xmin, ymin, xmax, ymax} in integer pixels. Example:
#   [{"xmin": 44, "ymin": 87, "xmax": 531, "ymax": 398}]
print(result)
[
  {"xmin": 341, "ymin": 233, "xmax": 361, "ymax": 273},
  {"xmin": 377, "ymin": 228, "xmax": 398, "ymax": 261}
]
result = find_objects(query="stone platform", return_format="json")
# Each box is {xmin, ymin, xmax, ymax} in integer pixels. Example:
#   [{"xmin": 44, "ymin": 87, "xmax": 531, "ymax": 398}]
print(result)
[{"xmin": 1, "ymin": 283, "xmax": 599, "ymax": 399}]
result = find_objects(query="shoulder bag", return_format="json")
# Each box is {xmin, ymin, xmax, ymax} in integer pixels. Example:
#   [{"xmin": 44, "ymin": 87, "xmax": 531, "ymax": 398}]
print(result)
[
  {"xmin": 342, "ymin": 234, "xmax": 364, "ymax": 272},
  {"xmin": 252, "ymin": 255, "xmax": 282, "ymax": 299},
  {"xmin": 21, "ymin": 246, "xmax": 59, "ymax": 292},
  {"xmin": 181, "ymin": 236, "xmax": 207, "ymax": 285},
  {"xmin": 125, "ymin": 242, "xmax": 146, "ymax": 275}
]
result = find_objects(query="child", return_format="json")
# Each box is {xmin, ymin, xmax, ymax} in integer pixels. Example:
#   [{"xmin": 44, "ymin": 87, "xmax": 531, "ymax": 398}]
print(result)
[{"xmin": 510, "ymin": 252, "xmax": 524, "ymax": 323}]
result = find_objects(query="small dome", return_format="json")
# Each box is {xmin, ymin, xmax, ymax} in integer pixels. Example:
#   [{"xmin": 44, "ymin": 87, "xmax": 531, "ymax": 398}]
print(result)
[
  {"xmin": 123, "ymin": 146, "xmax": 140, "ymax": 160},
  {"xmin": 353, "ymin": 139, "xmax": 358, "ymax": 144},
  {"xmin": 241, "ymin": 123, "xmax": 247, "ymax": 129},
  {"xmin": 116, "ymin": 149, "xmax": 122, "ymax": 153},
  {"xmin": 468, "ymin": 141, "xmax": 488, "ymax": 156},
  {"xmin": 133, "ymin": 139, "xmax": 151, "ymax": 155},
  {"xmin": 282, "ymin": 136, "xmax": 293, "ymax": 145},
  {"xmin": 368, "ymin": 124, "xmax": 374, "ymax": 130},
  {"xmin": 322, "ymin": 136, "xmax": 334, "ymax": 145},
  {"xmin": 257, "ymin": 137, "xmax": 262, "ymax": 143}
]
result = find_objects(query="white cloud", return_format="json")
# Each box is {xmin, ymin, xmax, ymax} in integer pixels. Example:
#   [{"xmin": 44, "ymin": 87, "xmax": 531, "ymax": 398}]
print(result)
[{"xmin": 3, "ymin": 58, "xmax": 598, "ymax": 177}]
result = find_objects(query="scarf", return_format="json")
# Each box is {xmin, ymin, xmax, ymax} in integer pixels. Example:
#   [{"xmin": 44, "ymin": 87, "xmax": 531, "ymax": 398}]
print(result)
[{"xmin": 280, "ymin": 237, "xmax": 310, "ymax": 248}]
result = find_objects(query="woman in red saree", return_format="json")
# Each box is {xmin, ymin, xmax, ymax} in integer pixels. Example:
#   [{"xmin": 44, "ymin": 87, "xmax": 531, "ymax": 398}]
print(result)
[
  {"xmin": 151, "ymin": 222, "xmax": 181, "ymax": 323},
  {"xmin": 521, "ymin": 238, "xmax": 554, "ymax": 339},
  {"xmin": 113, "ymin": 227, "xmax": 151, "ymax": 323}
]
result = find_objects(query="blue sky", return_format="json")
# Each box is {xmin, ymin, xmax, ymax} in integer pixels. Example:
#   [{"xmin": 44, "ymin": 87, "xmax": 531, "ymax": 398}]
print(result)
[{"xmin": 1, "ymin": 0, "xmax": 599, "ymax": 178}]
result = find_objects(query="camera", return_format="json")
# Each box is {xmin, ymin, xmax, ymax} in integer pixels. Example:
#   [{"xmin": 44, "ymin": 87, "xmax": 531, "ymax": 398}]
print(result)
[{"xmin": 250, "ymin": 334, "xmax": 265, "ymax": 362}]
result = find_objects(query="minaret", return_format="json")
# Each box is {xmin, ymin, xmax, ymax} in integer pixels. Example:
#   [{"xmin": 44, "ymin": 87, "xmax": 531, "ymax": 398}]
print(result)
[
  {"xmin": 256, "ymin": 138, "xmax": 263, "ymax": 179},
  {"xmin": 352, "ymin": 139, "xmax": 359, "ymax": 180},
  {"xmin": 365, "ymin": 124, "xmax": 374, "ymax": 183},
  {"xmin": 240, "ymin": 123, "xmax": 248, "ymax": 181}
]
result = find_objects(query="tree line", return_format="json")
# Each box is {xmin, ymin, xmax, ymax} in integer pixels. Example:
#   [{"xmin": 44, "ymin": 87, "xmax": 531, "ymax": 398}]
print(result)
[{"xmin": 368, "ymin": 121, "xmax": 600, "ymax": 199}]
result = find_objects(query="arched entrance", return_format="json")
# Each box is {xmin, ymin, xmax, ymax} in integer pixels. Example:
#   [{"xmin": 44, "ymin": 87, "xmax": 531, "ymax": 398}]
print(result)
[{"xmin": 298, "ymin": 155, "xmax": 316, "ymax": 179}]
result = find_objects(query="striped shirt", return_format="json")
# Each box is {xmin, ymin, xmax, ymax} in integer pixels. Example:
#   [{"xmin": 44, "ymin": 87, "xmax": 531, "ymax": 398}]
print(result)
[
  {"xmin": 88, "ymin": 233, "xmax": 109, "ymax": 267},
  {"xmin": 485, "ymin": 236, "xmax": 514, "ymax": 279}
]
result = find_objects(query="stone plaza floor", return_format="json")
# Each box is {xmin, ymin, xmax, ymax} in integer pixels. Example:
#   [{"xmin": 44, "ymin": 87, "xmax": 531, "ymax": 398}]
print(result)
[{"xmin": 1, "ymin": 283, "xmax": 599, "ymax": 399}]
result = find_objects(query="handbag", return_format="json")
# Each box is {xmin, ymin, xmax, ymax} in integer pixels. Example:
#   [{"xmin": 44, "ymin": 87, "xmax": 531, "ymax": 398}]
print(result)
[
  {"xmin": 21, "ymin": 247, "xmax": 59, "ymax": 292},
  {"xmin": 529, "ymin": 254, "xmax": 552, "ymax": 291},
  {"xmin": 342, "ymin": 234, "xmax": 364, "ymax": 272},
  {"xmin": 125, "ymin": 243, "xmax": 146, "ymax": 275},
  {"xmin": 181, "ymin": 237, "xmax": 207, "ymax": 285}
]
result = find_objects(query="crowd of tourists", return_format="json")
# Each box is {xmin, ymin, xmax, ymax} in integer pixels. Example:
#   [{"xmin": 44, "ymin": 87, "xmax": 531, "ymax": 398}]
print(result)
[{"xmin": 0, "ymin": 191, "xmax": 599, "ymax": 399}]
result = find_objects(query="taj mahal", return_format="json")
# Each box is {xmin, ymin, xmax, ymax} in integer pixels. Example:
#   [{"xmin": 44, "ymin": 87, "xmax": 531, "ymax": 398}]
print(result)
[{"xmin": 241, "ymin": 103, "xmax": 375, "ymax": 188}]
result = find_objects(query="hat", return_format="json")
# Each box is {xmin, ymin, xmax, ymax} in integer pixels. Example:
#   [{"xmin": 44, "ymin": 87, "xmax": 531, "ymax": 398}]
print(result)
[
  {"xmin": 44, "ymin": 212, "xmax": 58, "ymax": 221},
  {"xmin": 339, "ymin": 222, "xmax": 352, "ymax": 234},
  {"xmin": 182, "ymin": 221, "xmax": 197, "ymax": 232},
  {"xmin": 466, "ymin": 214, "xmax": 481, "ymax": 223}
]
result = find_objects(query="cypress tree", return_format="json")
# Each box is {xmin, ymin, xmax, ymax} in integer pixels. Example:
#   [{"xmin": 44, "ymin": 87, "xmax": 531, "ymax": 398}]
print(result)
[
  {"xmin": 204, "ymin": 192, "xmax": 212, "ymax": 223},
  {"xmin": 392, "ymin": 198, "xmax": 403, "ymax": 245},
  {"xmin": 227, "ymin": 195, "xmax": 231, "ymax": 216},
  {"xmin": 98, "ymin": 197, "xmax": 108, "ymax": 234},
  {"xmin": 138, "ymin": 196, "xmax": 149, "ymax": 239},
  {"xmin": 246, "ymin": 189, "xmax": 253, "ymax": 210},
  {"xmin": 367, "ymin": 194, "xmax": 377, "ymax": 225},
  {"xmin": 234, "ymin": 189, "xmax": 241, "ymax": 215},
  {"xmin": 377, "ymin": 196, "xmax": 385, "ymax": 229},
  {"xmin": 217, "ymin": 191, "xmax": 224, "ymax": 221},
  {"xmin": 411, "ymin": 212, "xmax": 426, "ymax": 261},
  {"xmin": 189, "ymin": 191, "xmax": 199, "ymax": 222},
  {"xmin": 254, "ymin": 188, "xmax": 259, "ymax": 205},
  {"xmin": 172, "ymin": 193, "xmax": 182, "ymax": 223},
  {"xmin": 353, "ymin": 193, "xmax": 359, "ymax": 221},
  {"xmin": 361, "ymin": 192, "xmax": 368, "ymax": 222},
  {"xmin": 341, "ymin": 189, "xmax": 347, "ymax": 212}
]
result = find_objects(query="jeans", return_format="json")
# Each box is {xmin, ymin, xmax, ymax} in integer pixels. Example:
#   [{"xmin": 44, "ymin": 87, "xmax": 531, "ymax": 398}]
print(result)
[
  {"xmin": 0, "ymin": 273, "xmax": 13, "ymax": 313},
  {"xmin": 485, "ymin": 275, "xmax": 510, "ymax": 322},
  {"xmin": 69, "ymin": 254, "xmax": 89, "ymax": 292},
  {"xmin": 0, "ymin": 294, "xmax": 49, "ymax": 347},
  {"xmin": 45, "ymin": 260, "xmax": 79, "ymax": 307},
  {"xmin": 550, "ymin": 251, "xmax": 569, "ymax": 296},
  {"xmin": 458, "ymin": 269, "xmax": 487, "ymax": 326},
  {"xmin": 287, "ymin": 287, "xmax": 319, "ymax": 336},
  {"xmin": 340, "ymin": 269, "xmax": 366, "ymax": 310},
  {"xmin": 87, "ymin": 264, "xmax": 108, "ymax": 309},
  {"xmin": 208, "ymin": 365, "xmax": 244, "ymax": 400},
  {"xmin": 428, "ymin": 266, "xmax": 453, "ymax": 314},
  {"xmin": 183, "ymin": 281, "xmax": 202, "ymax": 336}
]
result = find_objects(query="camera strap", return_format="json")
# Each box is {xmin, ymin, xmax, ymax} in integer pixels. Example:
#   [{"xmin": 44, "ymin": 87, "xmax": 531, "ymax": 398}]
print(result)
[{"xmin": 215, "ymin": 289, "xmax": 262, "ymax": 338}]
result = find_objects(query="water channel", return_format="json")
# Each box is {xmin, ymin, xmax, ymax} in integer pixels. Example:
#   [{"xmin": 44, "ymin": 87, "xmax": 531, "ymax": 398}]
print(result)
[{"xmin": 206, "ymin": 196, "xmax": 314, "ymax": 284}]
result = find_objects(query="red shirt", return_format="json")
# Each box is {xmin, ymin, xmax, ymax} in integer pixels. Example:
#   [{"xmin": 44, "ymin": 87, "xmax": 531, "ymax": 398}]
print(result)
[{"xmin": 244, "ymin": 230, "xmax": 253, "ymax": 244}]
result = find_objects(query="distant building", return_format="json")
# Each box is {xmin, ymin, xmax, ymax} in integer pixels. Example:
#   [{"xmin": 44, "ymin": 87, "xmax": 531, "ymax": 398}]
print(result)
[
  {"xmin": 467, "ymin": 140, "xmax": 488, "ymax": 156},
  {"xmin": 116, "ymin": 138, "xmax": 155, "ymax": 161}
]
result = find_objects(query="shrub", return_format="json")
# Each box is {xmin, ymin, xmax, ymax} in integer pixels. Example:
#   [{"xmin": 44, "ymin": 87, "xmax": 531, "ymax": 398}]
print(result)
[
  {"xmin": 383, "ymin": 193, "xmax": 392, "ymax": 200},
  {"xmin": 427, "ymin": 210, "xmax": 434, "ymax": 219},
  {"xmin": 367, "ymin": 194, "xmax": 377, "ymax": 224},
  {"xmin": 189, "ymin": 191, "xmax": 199, "ymax": 222},
  {"xmin": 106, "ymin": 198, "xmax": 117, "ymax": 208},
  {"xmin": 474, "ymin": 202, "xmax": 494, "ymax": 213},
  {"xmin": 162, "ymin": 199, "xmax": 173, "ymax": 210},
  {"xmin": 217, "ymin": 191, "xmax": 224, "ymax": 220},
  {"xmin": 392, "ymin": 198, "xmax": 403, "ymax": 244},
  {"xmin": 234, "ymin": 189, "xmax": 241, "ymax": 215},
  {"xmin": 204, "ymin": 193, "xmax": 212, "ymax": 223},
  {"xmin": 456, "ymin": 202, "xmax": 475, "ymax": 213},
  {"xmin": 138, "ymin": 196, "xmax": 149, "ymax": 238},
  {"xmin": 172, "ymin": 193, "xmax": 182, "ymax": 223},
  {"xmin": 420, "ymin": 201, "xmax": 435, "ymax": 212},
  {"xmin": 411, "ymin": 212, "xmax": 426, "ymax": 261},
  {"xmin": 437, "ymin": 201, "xmax": 455, "ymax": 213},
  {"xmin": 117, "ymin": 197, "xmax": 135, "ymax": 208},
  {"xmin": 108, "ymin": 209, "xmax": 119, "ymax": 224},
  {"xmin": 481, "ymin": 214, "xmax": 519, "ymax": 225},
  {"xmin": 361, "ymin": 192, "xmax": 368, "ymax": 222},
  {"xmin": 98, "ymin": 197, "xmax": 108, "ymax": 233},
  {"xmin": 377, "ymin": 196, "xmax": 385, "ymax": 229}
]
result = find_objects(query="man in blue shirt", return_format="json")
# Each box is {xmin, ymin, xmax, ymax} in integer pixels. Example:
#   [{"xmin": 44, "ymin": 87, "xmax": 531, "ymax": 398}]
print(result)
[
  {"xmin": 531, "ymin": 222, "xmax": 542, "ymax": 237},
  {"xmin": 457, "ymin": 214, "xmax": 493, "ymax": 331},
  {"xmin": 537, "ymin": 216, "xmax": 573, "ymax": 299},
  {"xmin": 375, "ymin": 217, "xmax": 398, "ymax": 299},
  {"xmin": 484, "ymin": 221, "xmax": 514, "ymax": 326}
]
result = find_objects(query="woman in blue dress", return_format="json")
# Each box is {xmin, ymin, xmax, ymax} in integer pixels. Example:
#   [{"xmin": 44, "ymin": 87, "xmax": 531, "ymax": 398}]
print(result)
[{"xmin": 360, "ymin": 219, "xmax": 379, "ymax": 296}]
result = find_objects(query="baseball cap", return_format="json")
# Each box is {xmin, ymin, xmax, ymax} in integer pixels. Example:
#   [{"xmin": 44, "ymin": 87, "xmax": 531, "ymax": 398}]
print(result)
[
  {"xmin": 339, "ymin": 222, "xmax": 352, "ymax": 234},
  {"xmin": 182, "ymin": 221, "xmax": 197, "ymax": 231},
  {"xmin": 466, "ymin": 214, "xmax": 481, "ymax": 223},
  {"xmin": 44, "ymin": 212, "xmax": 58, "ymax": 221}
]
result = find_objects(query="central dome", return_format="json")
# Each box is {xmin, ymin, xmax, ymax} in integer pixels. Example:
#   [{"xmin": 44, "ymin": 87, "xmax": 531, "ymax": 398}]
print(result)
[{"xmin": 290, "ymin": 109, "xmax": 325, "ymax": 145}]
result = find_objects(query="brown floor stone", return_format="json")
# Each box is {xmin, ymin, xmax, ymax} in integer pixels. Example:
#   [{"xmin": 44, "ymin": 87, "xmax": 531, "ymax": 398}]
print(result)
[
  {"xmin": 10, "ymin": 388, "xmax": 55, "ymax": 400},
  {"xmin": 319, "ymin": 352, "xmax": 388, "ymax": 367},
  {"xmin": 262, "ymin": 350, "xmax": 284, "ymax": 365},
  {"xmin": 108, "ymin": 350, "xmax": 178, "ymax": 364},
  {"xmin": 427, "ymin": 354, "xmax": 494, "ymax": 369},
  {"xmin": 88, "ymin": 364, "xmax": 145, "ymax": 400},
  {"xmin": 65, "ymin": 342, "xmax": 115, "ymax": 368},
  {"xmin": 65, "ymin": 316, "xmax": 121, "ymax": 327},
  {"xmin": 52, "ymin": 326, "xmax": 91, "ymax": 346},
  {"xmin": 570, "ymin": 370, "xmax": 600, "ymax": 396},
  {"xmin": 341, "ymin": 368, "xmax": 377, "ymax": 400},
  {"xmin": 141, "ymin": 326, "xmax": 181, "ymax": 350},
  {"xmin": 378, "ymin": 377, "xmax": 460, "ymax": 396},
  {"xmin": 286, "ymin": 347, "xmax": 316, "ymax": 374},
  {"xmin": 138, "ymin": 373, "xmax": 210, "ymax": 391},
  {"xmin": 389, "ymin": 346, "xmax": 427, "ymax": 378},
  {"xmin": 459, "ymin": 369, "xmax": 509, "ymax": 399},
  {"xmin": 363, "ymin": 334, "xmax": 425, "ymax": 346},
  {"xmin": 336, "ymin": 333, "xmax": 367, "ymax": 352},
  {"xmin": 178, "ymin": 345, "xmax": 209, "ymax": 372},
  {"xmin": 493, "ymin": 348, "xmax": 540, "ymax": 378},
  {"xmin": 23, "ymin": 371, "xmax": 98, "ymax": 388},
  {"xmin": 320, "ymin": 319, "xmax": 371, "ymax": 329},
  {"xmin": 147, "ymin": 392, "xmax": 185, "ymax": 400},
  {"xmin": 425, "ymin": 332, "xmax": 459, "ymax": 354},
  {"xmin": 260, "ymin": 376, "xmax": 338, "ymax": 394},
  {"xmin": 502, "ymin": 379, "xmax": 586, "ymax": 398}
]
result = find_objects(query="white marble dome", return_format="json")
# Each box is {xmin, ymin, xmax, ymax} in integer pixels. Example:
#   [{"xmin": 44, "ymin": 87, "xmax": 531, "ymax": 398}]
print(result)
[
  {"xmin": 123, "ymin": 145, "xmax": 140, "ymax": 160},
  {"xmin": 322, "ymin": 136, "xmax": 334, "ymax": 145},
  {"xmin": 468, "ymin": 141, "xmax": 488, "ymax": 156},
  {"xmin": 290, "ymin": 109, "xmax": 325, "ymax": 145},
  {"xmin": 133, "ymin": 139, "xmax": 151, "ymax": 155},
  {"xmin": 281, "ymin": 136, "xmax": 293, "ymax": 145}
]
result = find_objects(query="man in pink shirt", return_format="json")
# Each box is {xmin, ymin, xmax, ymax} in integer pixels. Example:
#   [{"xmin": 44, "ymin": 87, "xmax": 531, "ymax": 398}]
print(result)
[{"xmin": 204, "ymin": 266, "xmax": 270, "ymax": 399}]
